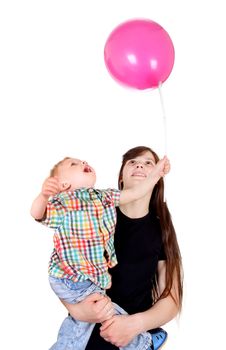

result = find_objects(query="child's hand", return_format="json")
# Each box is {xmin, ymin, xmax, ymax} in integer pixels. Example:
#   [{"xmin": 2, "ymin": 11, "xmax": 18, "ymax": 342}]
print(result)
[{"xmin": 41, "ymin": 176, "xmax": 60, "ymax": 199}]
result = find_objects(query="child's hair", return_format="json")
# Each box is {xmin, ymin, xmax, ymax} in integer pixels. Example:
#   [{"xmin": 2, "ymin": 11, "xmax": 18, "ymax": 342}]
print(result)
[{"xmin": 50, "ymin": 157, "xmax": 70, "ymax": 177}]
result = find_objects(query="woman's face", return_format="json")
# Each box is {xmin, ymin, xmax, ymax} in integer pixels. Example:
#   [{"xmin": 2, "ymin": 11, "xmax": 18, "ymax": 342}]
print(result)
[{"xmin": 122, "ymin": 151, "xmax": 156, "ymax": 189}]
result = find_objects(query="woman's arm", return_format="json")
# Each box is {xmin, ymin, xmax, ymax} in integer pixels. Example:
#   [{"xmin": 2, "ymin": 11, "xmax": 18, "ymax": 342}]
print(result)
[
  {"xmin": 119, "ymin": 157, "xmax": 170, "ymax": 205},
  {"xmin": 100, "ymin": 261, "xmax": 179, "ymax": 347},
  {"xmin": 133, "ymin": 260, "xmax": 179, "ymax": 330},
  {"xmin": 61, "ymin": 293, "xmax": 115, "ymax": 323}
]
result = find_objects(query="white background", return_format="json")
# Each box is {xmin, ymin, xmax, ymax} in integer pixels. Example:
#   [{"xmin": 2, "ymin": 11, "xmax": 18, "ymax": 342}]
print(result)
[{"xmin": 0, "ymin": 1, "xmax": 225, "ymax": 349}]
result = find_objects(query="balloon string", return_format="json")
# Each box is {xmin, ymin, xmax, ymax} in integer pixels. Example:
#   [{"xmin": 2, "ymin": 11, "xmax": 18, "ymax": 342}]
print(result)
[
  {"xmin": 158, "ymin": 82, "xmax": 167, "ymax": 155},
  {"xmin": 158, "ymin": 82, "xmax": 167, "ymax": 203}
]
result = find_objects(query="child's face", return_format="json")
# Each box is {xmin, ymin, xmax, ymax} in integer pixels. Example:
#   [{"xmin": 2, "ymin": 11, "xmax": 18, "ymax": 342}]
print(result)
[
  {"xmin": 122, "ymin": 151, "xmax": 156, "ymax": 189},
  {"xmin": 57, "ymin": 158, "xmax": 96, "ymax": 190}
]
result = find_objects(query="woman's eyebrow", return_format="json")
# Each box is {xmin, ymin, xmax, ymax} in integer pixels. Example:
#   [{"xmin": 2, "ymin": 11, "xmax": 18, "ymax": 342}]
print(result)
[{"xmin": 144, "ymin": 157, "xmax": 155, "ymax": 162}]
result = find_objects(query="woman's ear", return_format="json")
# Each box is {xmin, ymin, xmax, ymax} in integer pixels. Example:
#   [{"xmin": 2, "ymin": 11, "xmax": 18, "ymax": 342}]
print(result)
[{"xmin": 119, "ymin": 180, "xmax": 123, "ymax": 190}]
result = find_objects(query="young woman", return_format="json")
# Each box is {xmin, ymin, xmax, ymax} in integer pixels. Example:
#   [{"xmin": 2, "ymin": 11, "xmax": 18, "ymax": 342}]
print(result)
[{"xmin": 51, "ymin": 146, "xmax": 183, "ymax": 350}]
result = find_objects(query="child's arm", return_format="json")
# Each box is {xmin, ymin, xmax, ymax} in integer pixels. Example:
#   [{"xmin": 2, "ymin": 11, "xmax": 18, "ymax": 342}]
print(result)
[
  {"xmin": 30, "ymin": 177, "xmax": 60, "ymax": 220},
  {"xmin": 120, "ymin": 156, "xmax": 170, "ymax": 205}
]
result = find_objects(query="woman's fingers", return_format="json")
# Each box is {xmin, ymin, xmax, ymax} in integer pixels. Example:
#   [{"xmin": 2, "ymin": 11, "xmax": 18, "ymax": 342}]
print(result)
[
  {"xmin": 93, "ymin": 296, "xmax": 115, "ymax": 322},
  {"xmin": 84, "ymin": 292, "xmax": 105, "ymax": 302},
  {"xmin": 100, "ymin": 318, "xmax": 114, "ymax": 332},
  {"xmin": 102, "ymin": 297, "xmax": 115, "ymax": 319}
]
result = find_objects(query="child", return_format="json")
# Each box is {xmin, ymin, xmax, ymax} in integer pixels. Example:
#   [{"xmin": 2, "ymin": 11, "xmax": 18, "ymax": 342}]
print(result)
[{"xmin": 31, "ymin": 156, "xmax": 170, "ymax": 350}]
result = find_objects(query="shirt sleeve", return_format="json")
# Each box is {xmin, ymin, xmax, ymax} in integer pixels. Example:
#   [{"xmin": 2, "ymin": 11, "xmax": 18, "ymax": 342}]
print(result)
[
  {"xmin": 104, "ymin": 188, "xmax": 121, "ymax": 207},
  {"xmin": 159, "ymin": 243, "xmax": 167, "ymax": 260},
  {"xmin": 40, "ymin": 198, "xmax": 66, "ymax": 229}
]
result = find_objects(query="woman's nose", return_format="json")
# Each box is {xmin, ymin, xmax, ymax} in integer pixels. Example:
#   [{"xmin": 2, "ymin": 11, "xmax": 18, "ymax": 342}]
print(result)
[
  {"xmin": 136, "ymin": 162, "xmax": 143, "ymax": 168},
  {"xmin": 82, "ymin": 160, "xmax": 87, "ymax": 165}
]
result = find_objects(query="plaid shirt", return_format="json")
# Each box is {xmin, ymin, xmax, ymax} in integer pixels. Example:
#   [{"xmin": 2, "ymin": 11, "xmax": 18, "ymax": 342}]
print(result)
[{"xmin": 41, "ymin": 188, "xmax": 120, "ymax": 289}]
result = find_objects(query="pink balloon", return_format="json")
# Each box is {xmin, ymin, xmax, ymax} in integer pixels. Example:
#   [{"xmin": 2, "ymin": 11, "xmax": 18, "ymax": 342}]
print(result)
[{"xmin": 104, "ymin": 19, "xmax": 175, "ymax": 90}]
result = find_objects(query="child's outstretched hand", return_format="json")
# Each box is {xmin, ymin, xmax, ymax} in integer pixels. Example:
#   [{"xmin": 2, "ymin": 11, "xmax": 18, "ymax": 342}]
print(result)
[{"xmin": 41, "ymin": 176, "xmax": 60, "ymax": 199}]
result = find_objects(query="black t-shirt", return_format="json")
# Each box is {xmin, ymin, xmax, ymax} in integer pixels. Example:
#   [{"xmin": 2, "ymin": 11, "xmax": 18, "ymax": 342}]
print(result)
[{"xmin": 85, "ymin": 207, "xmax": 166, "ymax": 350}]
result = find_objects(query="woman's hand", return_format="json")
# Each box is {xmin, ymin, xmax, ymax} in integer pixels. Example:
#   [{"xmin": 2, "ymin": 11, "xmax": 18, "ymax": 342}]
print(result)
[
  {"xmin": 100, "ymin": 314, "xmax": 141, "ymax": 347},
  {"xmin": 62, "ymin": 293, "xmax": 115, "ymax": 323}
]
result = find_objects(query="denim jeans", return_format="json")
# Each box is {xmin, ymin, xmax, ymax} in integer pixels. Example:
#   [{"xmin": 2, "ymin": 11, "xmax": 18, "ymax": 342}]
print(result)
[{"xmin": 49, "ymin": 276, "xmax": 152, "ymax": 350}]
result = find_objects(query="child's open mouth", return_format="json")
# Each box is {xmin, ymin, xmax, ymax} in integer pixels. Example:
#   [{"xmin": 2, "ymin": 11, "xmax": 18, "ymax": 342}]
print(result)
[{"xmin": 84, "ymin": 165, "xmax": 92, "ymax": 173}]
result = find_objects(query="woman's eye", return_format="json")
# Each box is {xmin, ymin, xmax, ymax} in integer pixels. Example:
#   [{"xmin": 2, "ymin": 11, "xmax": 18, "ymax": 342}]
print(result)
[
  {"xmin": 146, "ymin": 160, "xmax": 155, "ymax": 166},
  {"xmin": 71, "ymin": 162, "xmax": 78, "ymax": 166},
  {"xmin": 129, "ymin": 160, "xmax": 136, "ymax": 164}
]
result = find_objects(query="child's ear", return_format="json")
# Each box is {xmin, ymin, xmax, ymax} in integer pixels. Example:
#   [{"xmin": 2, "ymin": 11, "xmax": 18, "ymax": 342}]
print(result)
[{"xmin": 59, "ymin": 182, "xmax": 71, "ymax": 191}]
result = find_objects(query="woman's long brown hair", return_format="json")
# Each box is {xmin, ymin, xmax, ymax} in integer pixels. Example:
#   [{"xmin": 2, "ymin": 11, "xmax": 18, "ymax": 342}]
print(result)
[{"xmin": 118, "ymin": 146, "xmax": 183, "ymax": 310}]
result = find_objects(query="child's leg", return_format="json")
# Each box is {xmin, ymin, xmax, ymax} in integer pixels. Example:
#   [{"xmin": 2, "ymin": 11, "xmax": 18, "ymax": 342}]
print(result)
[
  {"xmin": 49, "ymin": 315, "xmax": 95, "ymax": 350},
  {"xmin": 49, "ymin": 276, "xmax": 104, "ymax": 350},
  {"xmin": 113, "ymin": 302, "xmax": 152, "ymax": 350}
]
